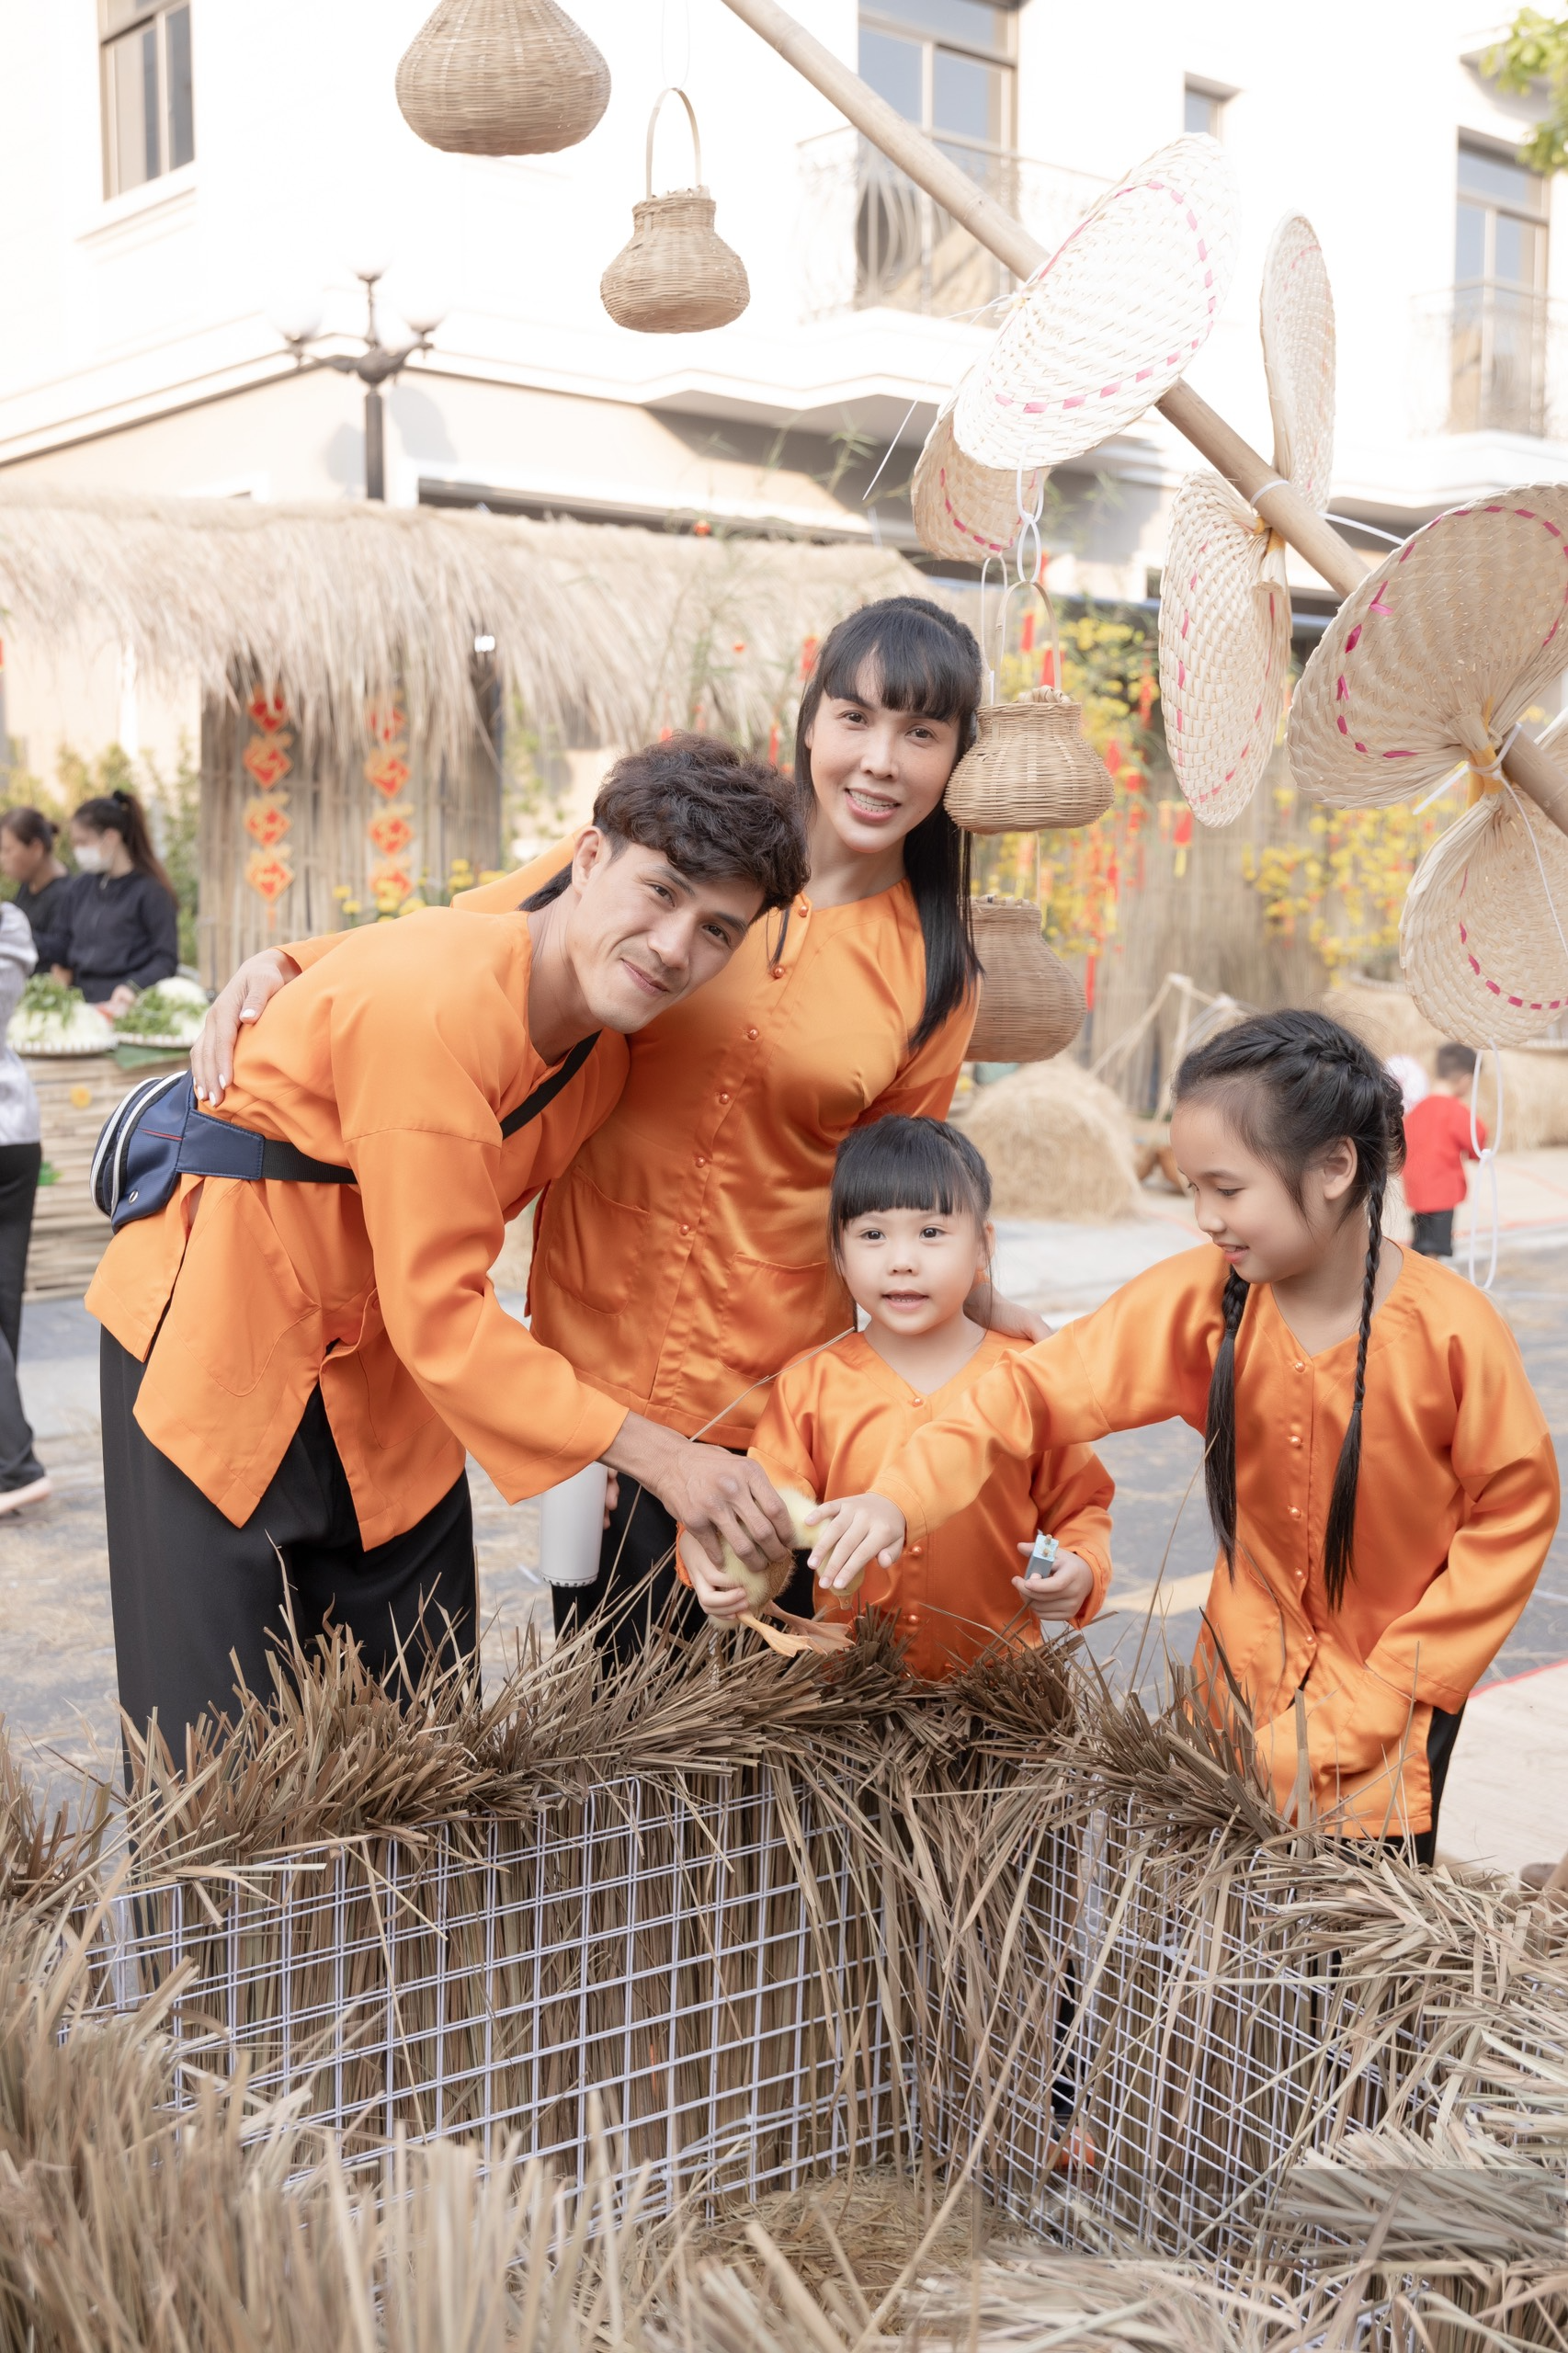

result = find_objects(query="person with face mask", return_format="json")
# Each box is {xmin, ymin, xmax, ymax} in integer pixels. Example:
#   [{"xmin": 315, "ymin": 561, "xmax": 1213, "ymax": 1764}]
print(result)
[{"xmin": 53, "ymin": 791, "xmax": 178, "ymax": 1013}]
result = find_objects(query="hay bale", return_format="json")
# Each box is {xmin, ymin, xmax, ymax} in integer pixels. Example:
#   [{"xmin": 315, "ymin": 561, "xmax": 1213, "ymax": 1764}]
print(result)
[
  {"xmin": 1324, "ymin": 980, "xmax": 1568, "ymax": 1148},
  {"xmin": 960, "ymin": 1058, "xmax": 1143, "ymax": 1222}
]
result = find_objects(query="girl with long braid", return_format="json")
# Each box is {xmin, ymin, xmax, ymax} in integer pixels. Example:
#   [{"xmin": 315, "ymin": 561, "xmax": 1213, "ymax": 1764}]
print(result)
[{"xmin": 809, "ymin": 1010, "xmax": 1559, "ymax": 1859}]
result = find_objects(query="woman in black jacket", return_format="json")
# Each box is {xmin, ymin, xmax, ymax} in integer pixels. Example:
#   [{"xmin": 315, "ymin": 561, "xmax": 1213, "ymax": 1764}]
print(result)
[
  {"xmin": 0, "ymin": 808, "xmax": 76, "ymax": 968},
  {"xmin": 55, "ymin": 790, "xmax": 178, "ymax": 1008}
]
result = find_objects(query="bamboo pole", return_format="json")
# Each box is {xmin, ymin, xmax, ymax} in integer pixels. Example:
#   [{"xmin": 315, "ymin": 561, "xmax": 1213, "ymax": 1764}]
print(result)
[{"xmin": 719, "ymin": 0, "xmax": 1568, "ymax": 838}]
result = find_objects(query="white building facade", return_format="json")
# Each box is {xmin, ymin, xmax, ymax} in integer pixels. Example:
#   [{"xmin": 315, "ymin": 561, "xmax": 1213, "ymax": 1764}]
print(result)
[{"xmin": 0, "ymin": 0, "xmax": 1561, "ymax": 764}]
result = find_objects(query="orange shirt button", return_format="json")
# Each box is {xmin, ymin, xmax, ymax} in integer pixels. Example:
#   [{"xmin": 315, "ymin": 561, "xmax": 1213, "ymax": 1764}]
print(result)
[
  {"xmin": 718, "ymin": 1091, "xmax": 730, "ymax": 1104},
  {"xmin": 909, "ymin": 1542, "xmax": 923, "ymax": 1557},
  {"xmin": 1289, "ymin": 1435, "xmax": 1301, "ymax": 1448},
  {"xmin": 695, "ymin": 1154, "xmax": 708, "ymax": 1167},
  {"xmin": 1293, "ymin": 1361, "xmax": 1305, "ymax": 1372},
  {"xmin": 1289, "ymin": 1506, "xmax": 1301, "ymax": 1518},
  {"xmin": 679, "ymin": 1222, "xmax": 691, "ymax": 1236},
  {"xmin": 746, "ymin": 1027, "xmax": 758, "ymax": 1040},
  {"xmin": 771, "ymin": 965, "xmax": 785, "ymax": 979}
]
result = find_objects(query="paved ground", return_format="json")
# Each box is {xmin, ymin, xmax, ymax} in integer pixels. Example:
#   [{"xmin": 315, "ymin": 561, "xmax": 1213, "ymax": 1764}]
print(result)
[{"xmin": 3, "ymin": 1183, "xmax": 1565, "ymax": 1876}]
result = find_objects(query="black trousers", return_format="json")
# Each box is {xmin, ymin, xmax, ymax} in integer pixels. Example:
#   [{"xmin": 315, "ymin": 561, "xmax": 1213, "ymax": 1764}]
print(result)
[
  {"xmin": 0, "ymin": 1143, "xmax": 42, "ymax": 1490},
  {"xmin": 1409, "ymin": 1701, "xmax": 1464, "ymax": 1867},
  {"xmin": 101, "ymin": 1330, "xmax": 476, "ymax": 1763},
  {"xmin": 551, "ymin": 1459, "xmax": 815, "ymax": 1669},
  {"xmin": 1411, "ymin": 1209, "xmax": 1455, "ymax": 1258}
]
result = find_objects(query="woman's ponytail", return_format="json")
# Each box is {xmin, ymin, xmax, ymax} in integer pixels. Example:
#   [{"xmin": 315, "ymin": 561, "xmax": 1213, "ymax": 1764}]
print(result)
[
  {"xmin": 1204, "ymin": 1267, "xmax": 1250, "ymax": 1577},
  {"xmin": 74, "ymin": 790, "xmax": 176, "ymax": 904}
]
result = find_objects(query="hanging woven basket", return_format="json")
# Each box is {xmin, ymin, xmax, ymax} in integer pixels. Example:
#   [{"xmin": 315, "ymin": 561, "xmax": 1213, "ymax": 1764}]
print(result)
[
  {"xmin": 395, "ymin": 0, "xmax": 609, "ymax": 157},
  {"xmin": 945, "ymin": 578, "xmax": 1113, "ymax": 834},
  {"xmin": 910, "ymin": 384, "xmax": 1044, "ymax": 565},
  {"xmin": 601, "ymin": 89, "xmax": 749, "ymax": 334},
  {"xmin": 968, "ymin": 896, "xmax": 1085, "ymax": 1063}
]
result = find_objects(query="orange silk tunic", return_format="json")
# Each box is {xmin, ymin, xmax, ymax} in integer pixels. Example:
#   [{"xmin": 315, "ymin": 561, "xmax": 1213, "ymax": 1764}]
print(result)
[
  {"xmin": 450, "ymin": 849, "xmax": 976, "ymax": 1445},
  {"xmin": 750, "ymin": 1327, "xmax": 1113, "ymax": 1679},
  {"xmin": 86, "ymin": 909, "xmax": 630, "ymax": 1540},
  {"xmin": 875, "ymin": 1245, "xmax": 1558, "ymax": 1836}
]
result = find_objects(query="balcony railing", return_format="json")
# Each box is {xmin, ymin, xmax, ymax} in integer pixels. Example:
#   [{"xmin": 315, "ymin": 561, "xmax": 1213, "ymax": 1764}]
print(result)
[
  {"xmin": 1450, "ymin": 279, "xmax": 1551, "ymax": 436},
  {"xmin": 797, "ymin": 127, "xmax": 1108, "ymax": 323}
]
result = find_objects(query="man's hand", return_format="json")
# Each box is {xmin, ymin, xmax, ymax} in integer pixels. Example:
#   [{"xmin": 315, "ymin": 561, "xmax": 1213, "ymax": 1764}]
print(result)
[
  {"xmin": 1013, "ymin": 1544, "xmax": 1096, "ymax": 1623},
  {"xmin": 971, "ymin": 1286, "xmax": 1052, "ymax": 1347},
  {"xmin": 604, "ymin": 1413, "xmax": 795, "ymax": 1574},
  {"xmin": 676, "ymin": 1527, "xmax": 751, "ymax": 1619},
  {"xmin": 192, "ymin": 949, "xmax": 300, "ymax": 1105},
  {"xmin": 106, "ymin": 983, "xmax": 138, "ymax": 1017},
  {"xmin": 806, "ymin": 1493, "xmax": 906, "ymax": 1592}
]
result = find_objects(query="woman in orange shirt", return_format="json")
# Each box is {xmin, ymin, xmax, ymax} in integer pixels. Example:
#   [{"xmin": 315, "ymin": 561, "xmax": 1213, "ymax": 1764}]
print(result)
[
  {"xmin": 681, "ymin": 1115, "xmax": 1113, "ymax": 1677},
  {"xmin": 198, "ymin": 599, "xmax": 1048, "ymax": 1661},
  {"xmin": 810, "ymin": 1012, "xmax": 1558, "ymax": 1857}
]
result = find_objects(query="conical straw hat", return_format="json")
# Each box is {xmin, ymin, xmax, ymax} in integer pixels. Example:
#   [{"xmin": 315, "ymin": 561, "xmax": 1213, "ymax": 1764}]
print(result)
[
  {"xmin": 1288, "ymin": 484, "xmax": 1568, "ymax": 808},
  {"xmin": 952, "ymin": 135, "xmax": 1239, "ymax": 473},
  {"xmin": 1159, "ymin": 471, "xmax": 1291, "ymax": 828},
  {"xmin": 1260, "ymin": 213, "xmax": 1335, "ymax": 512},
  {"xmin": 1402, "ymin": 785, "xmax": 1568, "ymax": 1046},
  {"xmin": 911, "ymin": 385, "xmax": 1043, "ymax": 565}
]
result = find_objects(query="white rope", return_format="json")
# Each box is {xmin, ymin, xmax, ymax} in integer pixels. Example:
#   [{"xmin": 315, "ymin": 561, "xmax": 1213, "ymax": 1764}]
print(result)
[
  {"xmin": 860, "ymin": 395, "xmax": 923, "ymax": 506},
  {"xmin": 1466, "ymin": 1043, "xmax": 1504, "ymax": 1293},
  {"xmin": 1466, "ymin": 719, "xmax": 1523, "ymax": 785}
]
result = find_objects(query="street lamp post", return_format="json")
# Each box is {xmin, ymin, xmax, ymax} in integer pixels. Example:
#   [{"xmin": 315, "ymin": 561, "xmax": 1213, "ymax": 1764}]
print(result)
[{"xmin": 277, "ymin": 268, "xmax": 443, "ymax": 502}]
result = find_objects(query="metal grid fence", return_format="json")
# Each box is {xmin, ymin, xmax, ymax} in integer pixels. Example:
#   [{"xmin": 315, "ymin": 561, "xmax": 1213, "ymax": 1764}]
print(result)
[{"xmin": 89, "ymin": 1767, "xmax": 901, "ymax": 2219}]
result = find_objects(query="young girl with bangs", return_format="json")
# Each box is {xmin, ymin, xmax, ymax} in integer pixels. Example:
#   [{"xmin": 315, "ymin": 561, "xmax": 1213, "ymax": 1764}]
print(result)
[
  {"xmin": 809, "ymin": 1011, "xmax": 1557, "ymax": 1858},
  {"xmin": 681, "ymin": 1115, "xmax": 1114, "ymax": 1677},
  {"xmin": 191, "ymin": 598, "xmax": 1051, "ymax": 1660}
]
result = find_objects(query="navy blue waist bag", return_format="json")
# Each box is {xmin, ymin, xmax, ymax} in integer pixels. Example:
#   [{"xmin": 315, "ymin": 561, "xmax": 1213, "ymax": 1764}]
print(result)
[{"xmin": 91, "ymin": 1033, "xmax": 599, "ymax": 1234}]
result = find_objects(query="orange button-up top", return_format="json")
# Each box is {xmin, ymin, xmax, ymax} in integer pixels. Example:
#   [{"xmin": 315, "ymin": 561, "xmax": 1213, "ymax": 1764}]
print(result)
[
  {"xmin": 876, "ymin": 1245, "xmax": 1558, "ymax": 1835},
  {"xmin": 750, "ymin": 1327, "xmax": 1113, "ymax": 1679},
  {"xmin": 451, "ymin": 851, "xmax": 975, "ymax": 1445},
  {"xmin": 86, "ymin": 909, "xmax": 630, "ymax": 1540}
]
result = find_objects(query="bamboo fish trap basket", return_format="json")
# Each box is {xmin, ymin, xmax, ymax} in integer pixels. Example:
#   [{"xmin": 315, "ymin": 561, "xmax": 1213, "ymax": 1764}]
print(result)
[
  {"xmin": 968, "ymin": 894, "xmax": 1085, "ymax": 1063},
  {"xmin": 1289, "ymin": 483, "xmax": 1568, "ymax": 1045},
  {"xmin": 394, "ymin": 0, "xmax": 609, "ymax": 157},
  {"xmin": 601, "ymin": 89, "xmax": 750, "ymax": 335}
]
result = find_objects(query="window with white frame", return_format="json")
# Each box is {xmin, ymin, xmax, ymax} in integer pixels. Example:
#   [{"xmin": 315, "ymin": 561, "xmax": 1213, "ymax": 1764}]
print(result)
[
  {"xmin": 1451, "ymin": 138, "xmax": 1550, "ymax": 434},
  {"xmin": 1183, "ymin": 81, "xmax": 1228, "ymax": 139},
  {"xmin": 100, "ymin": 0, "xmax": 194, "ymax": 199}
]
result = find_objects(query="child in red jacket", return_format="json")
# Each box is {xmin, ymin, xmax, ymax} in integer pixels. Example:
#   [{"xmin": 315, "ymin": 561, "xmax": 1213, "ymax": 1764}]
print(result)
[{"xmin": 1403, "ymin": 1043, "xmax": 1484, "ymax": 1259}]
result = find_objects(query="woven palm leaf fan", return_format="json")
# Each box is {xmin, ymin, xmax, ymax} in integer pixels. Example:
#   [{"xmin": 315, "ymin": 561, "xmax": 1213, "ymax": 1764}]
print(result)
[
  {"xmin": 1159, "ymin": 214, "xmax": 1335, "ymax": 830},
  {"xmin": 395, "ymin": 0, "xmax": 609, "ymax": 157},
  {"xmin": 911, "ymin": 382, "xmax": 1043, "ymax": 565},
  {"xmin": 1289, "ymin": 483, "xmax": 1568, "ymax": 1046},
  {"xmin": 1159, "ymin": 472, "xmax": 1291, "ymax": 829},
  {"xmin": 1260, "ymin": 213, "xmax": 1335, "ymax": 514},
  {"xmin": 952, "ymin": 135, "xmax": 1239, "ymax": 473}
]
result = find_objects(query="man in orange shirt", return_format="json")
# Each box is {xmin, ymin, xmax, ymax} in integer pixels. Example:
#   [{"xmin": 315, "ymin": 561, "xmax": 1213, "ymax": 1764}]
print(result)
[
  {"xmin": 1403, "ymin": 1042, "xmax": 1484, "ymax": 1259},
  {"xmin": 92, "ymin": 743, "xmax": 807, "ymax": 1756}
]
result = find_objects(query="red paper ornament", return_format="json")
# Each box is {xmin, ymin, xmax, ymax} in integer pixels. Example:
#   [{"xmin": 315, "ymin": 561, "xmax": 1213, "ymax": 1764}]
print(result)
[
  {"xmin": 245, "ymin": 852, "xmax": 293, "ymax": 904},
  {"xmin": 368, "ymin": 811, "xmax": 415, "ymax": 859},
  {"xmin": 246, "ymin": 686, "xmax": 289, "ymax": 733},
  {"xmin": 244, "ymin": 796, "xmax": 291, "ymax": 850},
  {"xmin": 244, "ymin": 738, "xmax": 293, "ymax": 791},
  {"xmin": 364, "ymin": 749, "xmax": 412, "ymax": 798}
]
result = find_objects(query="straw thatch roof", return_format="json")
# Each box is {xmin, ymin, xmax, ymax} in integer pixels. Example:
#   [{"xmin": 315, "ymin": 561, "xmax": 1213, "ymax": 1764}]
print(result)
[{"xmin": 0, "ymin": 491, "xmax": 923, "ymax": 770}]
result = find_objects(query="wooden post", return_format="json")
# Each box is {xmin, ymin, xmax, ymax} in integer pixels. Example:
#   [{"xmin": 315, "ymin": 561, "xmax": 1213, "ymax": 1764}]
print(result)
[{"xmin": 719, "ymin": 0, "xmax": 1568, "ymax": 835}]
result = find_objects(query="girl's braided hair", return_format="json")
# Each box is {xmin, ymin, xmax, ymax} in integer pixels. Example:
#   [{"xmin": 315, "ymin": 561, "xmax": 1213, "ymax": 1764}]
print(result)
[{"xmin": 1172, "ymin": 1009, "xmax": 1406, "ymax": 1609}]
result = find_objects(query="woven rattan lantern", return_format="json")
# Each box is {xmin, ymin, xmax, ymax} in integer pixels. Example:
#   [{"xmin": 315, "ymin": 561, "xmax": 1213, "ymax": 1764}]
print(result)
[
  {"xmin": 1289, "ymin": 483, "xmax": 1568, "ymax": 1046},
  {"xmin": 968, "ymin": 896, "xmax": 1085, "ymax": 1063},
  {"xmin": 601, "ymin": 89, "xmax": 749, "ymax": 334},
  {"xmin": 395, "ymin": 0, "xmax": 609, "ymax": 157},
  {"xmin": 947, "ymin": 687, "xmax": 1114, "ymax": 834},
  {"xmin": 946, "ymin": 575, "xmax": 1113, "ymax": 835}
]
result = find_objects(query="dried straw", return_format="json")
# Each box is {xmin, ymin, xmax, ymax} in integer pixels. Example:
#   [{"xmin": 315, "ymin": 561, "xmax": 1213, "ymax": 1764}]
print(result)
[
  {"xmin": 0, "ymin": 493, "xmax": 919, "ymax": 776},
  {"xmin": 959, "ymin": 1057, "xmax": 1144, "ymax": 1221}
]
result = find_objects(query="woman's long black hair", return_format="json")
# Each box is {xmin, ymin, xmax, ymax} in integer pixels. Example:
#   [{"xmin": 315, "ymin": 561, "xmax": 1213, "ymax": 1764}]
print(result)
[
  {"xmin": 1172, "ymin": 1009, "xmax": 1406, "ymax": 1610},
  {"xmin": 793, "ymin": 597, "xmax": 983, "ymax": 1051},
  {"xmin": 74, "ymin": 790, "xmax": 177, "ymax": 903}
]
